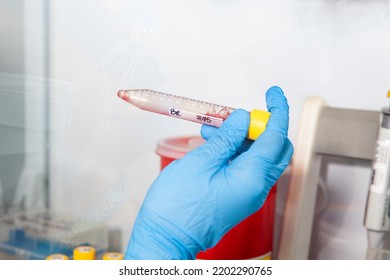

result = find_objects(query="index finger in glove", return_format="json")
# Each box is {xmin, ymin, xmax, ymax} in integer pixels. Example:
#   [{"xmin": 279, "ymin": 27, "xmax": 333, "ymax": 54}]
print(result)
[
  {"xmin": 263, "ymin": 86, "xmax": 289, "ymax": 136},
  {"xmin": 247, "ymin": 86, "xmax": 290, "ymax": 161}
]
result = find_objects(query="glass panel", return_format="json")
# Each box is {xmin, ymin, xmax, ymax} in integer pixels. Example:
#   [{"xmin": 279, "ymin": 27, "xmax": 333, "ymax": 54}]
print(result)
[
  {"xmin": 0, "ymin": 1, "xmax": 48, "ymax": 259},
  {"xmin": 0, "ymin": 1, "xmax": 48, "ymax": 216}
]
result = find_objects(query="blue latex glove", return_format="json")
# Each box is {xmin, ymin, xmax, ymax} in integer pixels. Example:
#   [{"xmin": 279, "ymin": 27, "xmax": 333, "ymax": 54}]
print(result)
[{"xmin": 125, "ymin": 86, "xmax": 294, "ymax": 259}]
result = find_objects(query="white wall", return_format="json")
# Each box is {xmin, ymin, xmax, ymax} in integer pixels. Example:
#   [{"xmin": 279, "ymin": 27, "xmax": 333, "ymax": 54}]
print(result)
[{"xmin": 48, "ymin": 0, "xmax": 390, "ymax": 257}]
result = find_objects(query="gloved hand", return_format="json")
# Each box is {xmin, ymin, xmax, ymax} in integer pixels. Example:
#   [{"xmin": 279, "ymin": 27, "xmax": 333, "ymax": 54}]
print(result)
[{"xmin": 125, "ymin": 86, "xmax": 294, "ymax": 259}]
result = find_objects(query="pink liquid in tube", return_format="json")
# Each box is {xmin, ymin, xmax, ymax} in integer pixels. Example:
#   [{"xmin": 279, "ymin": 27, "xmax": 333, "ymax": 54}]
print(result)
[{"xmin": 117, "ymin": 89, "xmax": 235, "ymax": 127}]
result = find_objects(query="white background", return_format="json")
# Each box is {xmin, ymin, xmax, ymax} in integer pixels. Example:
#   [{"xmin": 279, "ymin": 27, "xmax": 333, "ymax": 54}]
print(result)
[{"xmin": 42, "ymin": 0, "xmax": 390, "ymax": 258}]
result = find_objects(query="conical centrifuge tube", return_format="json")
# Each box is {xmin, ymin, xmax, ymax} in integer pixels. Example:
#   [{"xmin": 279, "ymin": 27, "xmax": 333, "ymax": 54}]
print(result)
[{"xmin": 117, "ymin": 89, "xmax": 270, "ymax": 140}]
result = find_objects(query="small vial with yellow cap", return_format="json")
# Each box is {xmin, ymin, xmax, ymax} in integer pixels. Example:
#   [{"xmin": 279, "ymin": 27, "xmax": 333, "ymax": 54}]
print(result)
[
  {"xmin": 46, "ymin": 254, "xmax": 69, "ymax": 260},
  {"xmin": 73, "ymin": 245, "xmax": 96, "ymax": 260},
  {"xmin": 387, "ymin": 90, "xmax": 390, "ymax": 108},
  {"xmin": 102, "ymin": 252, "xmax": 124, "ymax": 260}
]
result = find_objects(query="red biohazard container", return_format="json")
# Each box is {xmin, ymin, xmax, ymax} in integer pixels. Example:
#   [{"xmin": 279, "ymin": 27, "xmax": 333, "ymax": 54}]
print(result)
[{"xmin": 155, "ymin": 135, "xmax": 276, "ymax": 260}]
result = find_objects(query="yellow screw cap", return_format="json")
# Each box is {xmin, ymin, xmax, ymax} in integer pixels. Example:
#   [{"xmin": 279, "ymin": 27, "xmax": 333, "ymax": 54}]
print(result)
[
  {"xmin": 102, "ymin": 252, "xmax": 124, "ymax": 260},
  {"xmin": 247, "ymin": 109, "xmax": 271, "ymax": 140},
  {"xmin": 73, "ymin": 246, "xmax": 96, "ymax": 260},
  {"xmin": 46, "ymin": 254, "xmax": 69, "ymax": 260},
  {"xmin": 387, "ymin": 90, "xmax": 390, "ymax": 98}
]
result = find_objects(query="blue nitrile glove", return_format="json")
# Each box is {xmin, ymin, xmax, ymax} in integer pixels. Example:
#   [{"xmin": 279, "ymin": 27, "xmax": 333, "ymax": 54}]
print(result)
[{"xmin": 125, "ymin": 86, "xmax": 294, "ymax": 259}]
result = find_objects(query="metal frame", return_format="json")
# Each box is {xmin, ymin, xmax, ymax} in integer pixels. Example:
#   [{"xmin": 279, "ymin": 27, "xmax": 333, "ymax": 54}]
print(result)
[{"xmin": 277, "ymin": 97, "xmax": 380, "ymax": 259}]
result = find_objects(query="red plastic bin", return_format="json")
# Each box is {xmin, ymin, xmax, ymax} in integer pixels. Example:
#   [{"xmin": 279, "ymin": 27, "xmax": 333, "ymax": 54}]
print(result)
[{"xmin": 155, "ymin": 135, "xmax": 276, "ymax": 260}]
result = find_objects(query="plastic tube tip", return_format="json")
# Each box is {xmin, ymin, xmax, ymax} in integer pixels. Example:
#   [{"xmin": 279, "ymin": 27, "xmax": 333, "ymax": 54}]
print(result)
[{"xmin": 117, "ymin": 90, "xmax": 127, "ymax": 100}]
